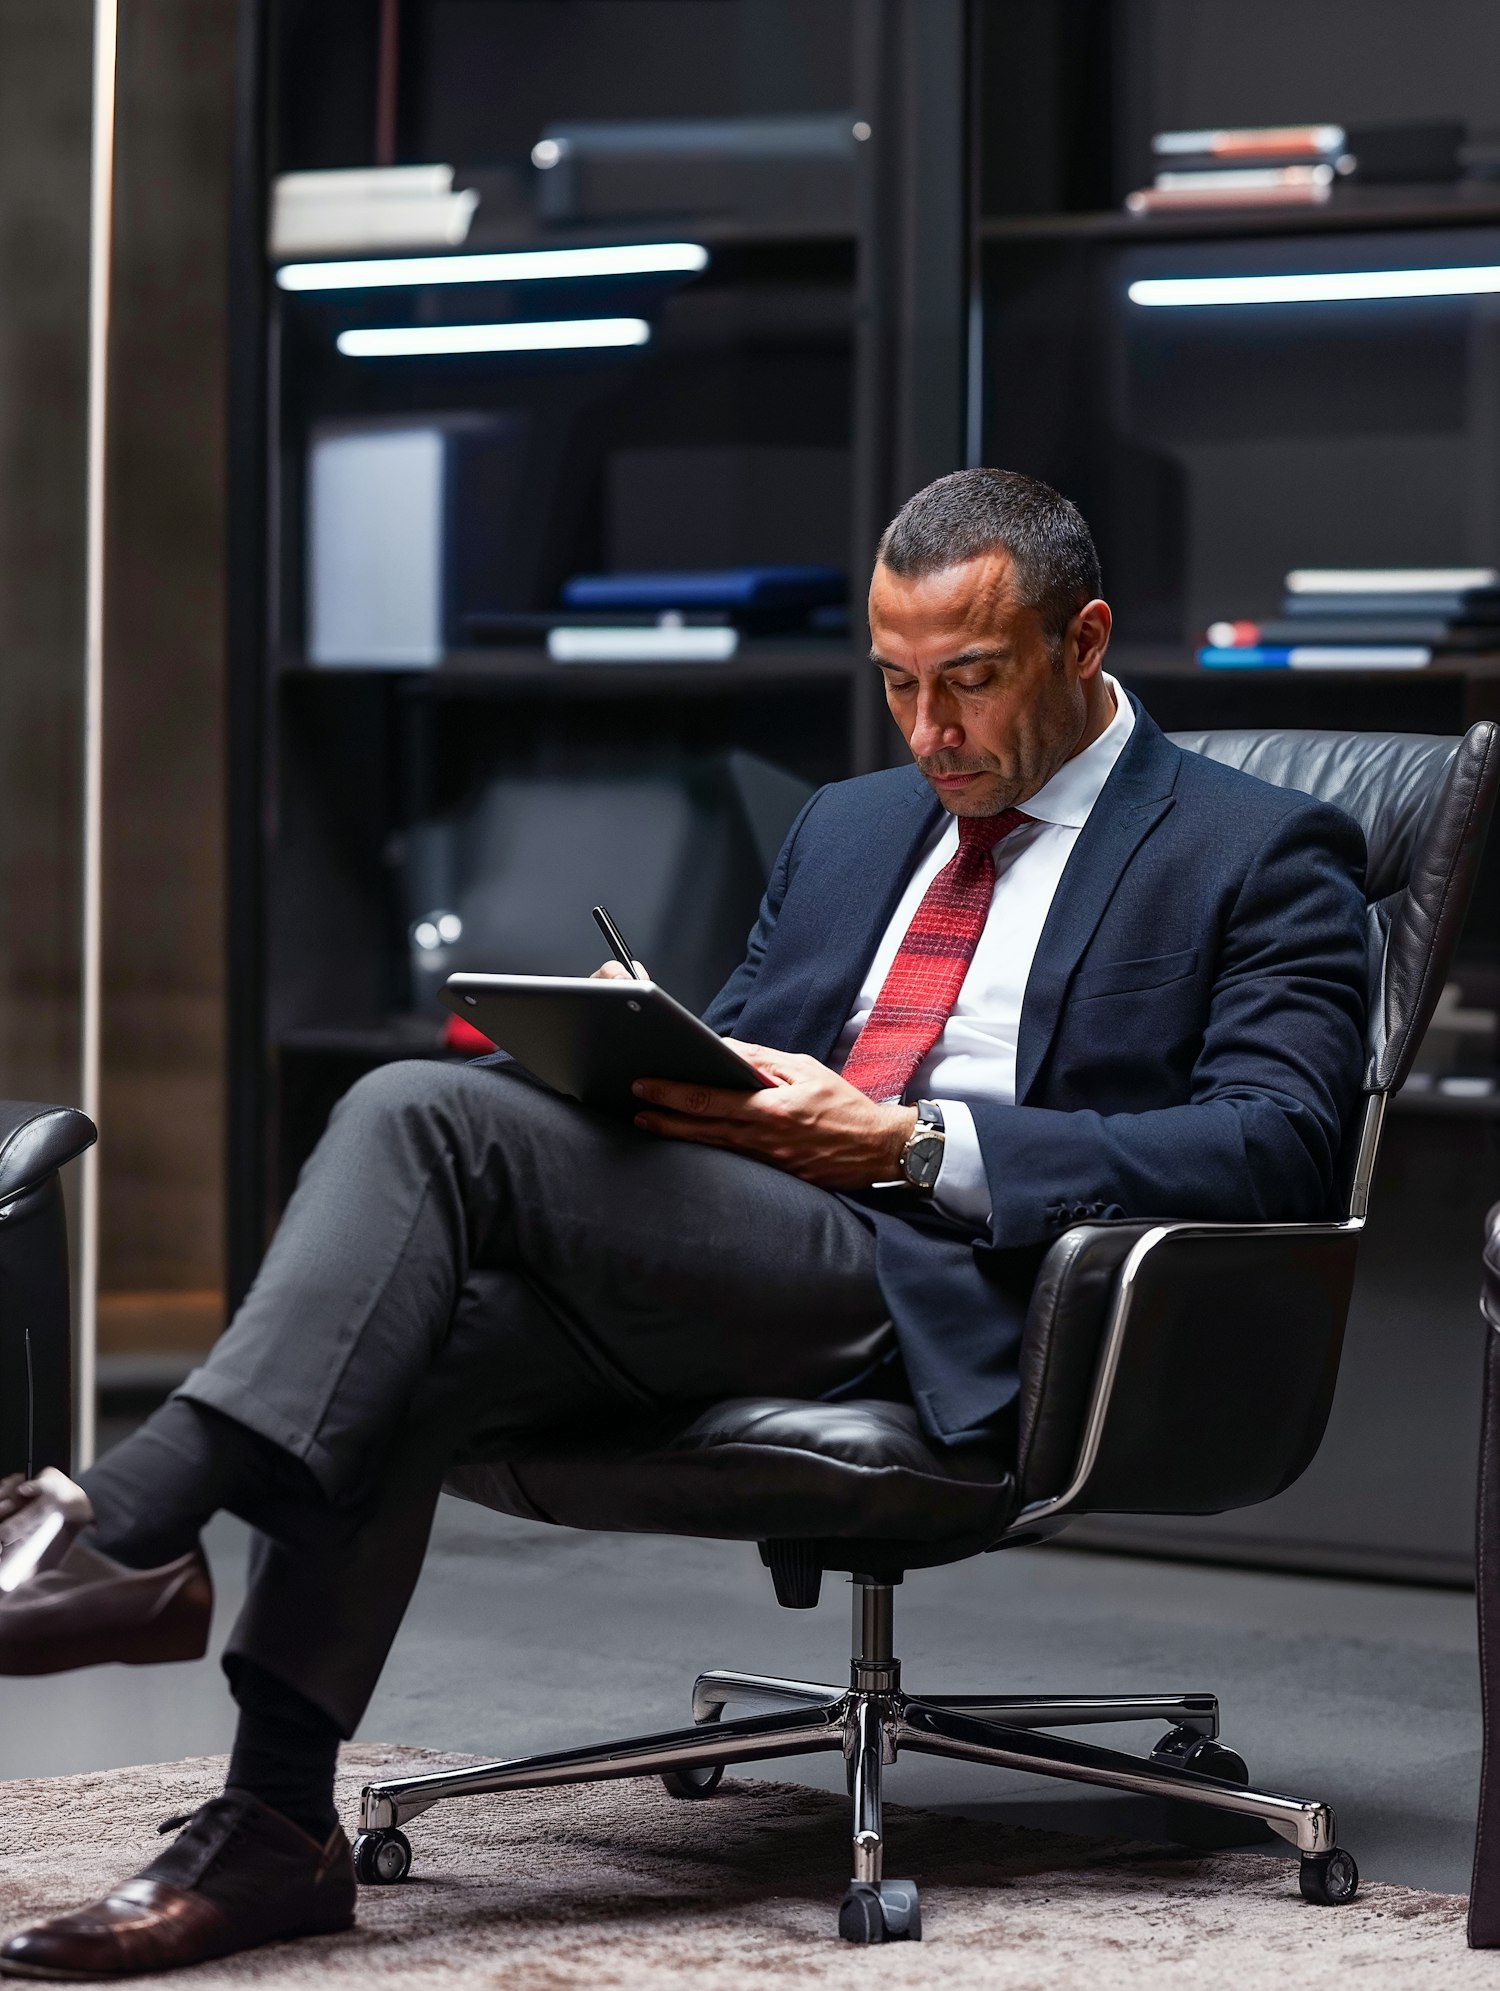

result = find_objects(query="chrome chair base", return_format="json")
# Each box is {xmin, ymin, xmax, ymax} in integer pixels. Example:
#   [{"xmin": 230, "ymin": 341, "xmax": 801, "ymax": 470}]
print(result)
[{"xmin": 356, "ymin": 1578, "xmax": 1362, "ymax": 1937}]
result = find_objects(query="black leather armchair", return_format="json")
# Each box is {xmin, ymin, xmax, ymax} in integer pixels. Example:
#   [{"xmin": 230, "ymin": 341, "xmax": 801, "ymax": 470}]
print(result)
[
  {"xmin": 1470, "ymin": 1196, "xmax": 1500, "ymax": 1944},
  {"xmin": 0, "ymin": 1103, "xmax": 95, "ymax": 1482},
  {"xmin": 350, "ymin": 722, "xmax": 1500, "ymax": 1940}
]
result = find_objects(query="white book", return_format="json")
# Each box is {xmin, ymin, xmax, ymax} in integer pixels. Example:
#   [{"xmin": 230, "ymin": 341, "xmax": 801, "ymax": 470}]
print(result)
[
  {"xmin": 275, "ymin": 165, "xmax": 457, "ymax": 202},
  {"xmin": 272, "ymin": 193, "xmax": 479, "ymax": 256},
  {"xmin": 270, "ymin": 165, "xmax": 478, "ymax": 257},
  {"xmin": 1127, "ymin": 175, "xmax": 1332, "ymax": 214},
  {"xmin": 1152, "ymin": 164, "xmax": 1334, "ymax": 193},
  {"xmin": 1286, "ymin": 568, "xmax": 1500, "ymax": 594},
  {"xmin": 548, "ymin": 627, "xmax": 739, "ymax": 664},
  {"xmin": 1288, "ymin": 646, "xmax": 1432, "ymax": 669}
]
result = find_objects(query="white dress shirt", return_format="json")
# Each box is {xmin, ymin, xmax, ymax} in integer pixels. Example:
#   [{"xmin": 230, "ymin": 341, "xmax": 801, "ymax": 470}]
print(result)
[{"xmin": 833, "ymin": 677, "xmax": 1136, "ymax": 1227}]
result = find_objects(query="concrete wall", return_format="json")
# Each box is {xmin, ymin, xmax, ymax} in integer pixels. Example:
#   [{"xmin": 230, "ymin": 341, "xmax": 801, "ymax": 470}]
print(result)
[
  {"xmin": 0, "ymin": 0, "xmax": 235, "ymax": 1347},
  {"xmin": 0, "ymin": 4, "xmax": 91, "ymax": 1104}
]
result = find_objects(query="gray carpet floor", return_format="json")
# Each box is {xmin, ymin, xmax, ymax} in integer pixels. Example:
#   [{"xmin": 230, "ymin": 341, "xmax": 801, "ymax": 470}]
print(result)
[
  {"xmin": 0, "ymin": 1499, "xmax": 1480, "ymax": 1896},
  {"xmin": 0, "ymin": 1749, "xmax": 1480, "ymax": 1987}
]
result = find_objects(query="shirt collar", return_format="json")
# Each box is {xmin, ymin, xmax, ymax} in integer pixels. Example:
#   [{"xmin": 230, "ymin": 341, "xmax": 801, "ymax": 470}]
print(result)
[{"xmin": 1019, "ymin": 673, "xmax": 1135, "ymax": 829}]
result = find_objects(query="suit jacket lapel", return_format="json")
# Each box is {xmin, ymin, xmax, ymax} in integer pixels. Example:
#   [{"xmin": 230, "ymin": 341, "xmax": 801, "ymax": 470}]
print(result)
[
  {"xmin": 1015, "ymin": 699, "xmax": 1182, "ymax": 1103},
  {"xmin": 793, "ymin": 768, "xmax": 944, "ymax": 1062}
]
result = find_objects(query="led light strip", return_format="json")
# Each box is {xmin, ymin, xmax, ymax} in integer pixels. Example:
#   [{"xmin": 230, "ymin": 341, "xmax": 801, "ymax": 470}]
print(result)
[
  {"xmin": 77, "ymin": 0, "xmax": 120, "ymax": 1468},
  {"xmin": 337, "ymin": 316, "xmax": 650, "ymax": 357},
  {"xmin": 278, "ymin": 241, "xmax": 708, "ymax": 291},
  {"xmin": 1128, "ymin": 265, "xmax": 1500, "ymax": 308}
]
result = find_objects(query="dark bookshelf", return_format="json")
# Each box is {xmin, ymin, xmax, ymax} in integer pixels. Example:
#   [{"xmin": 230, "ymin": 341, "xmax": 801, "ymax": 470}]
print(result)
[
  {"xmin": 968, "ymin": 0, "xmax": 1500, "ymax": 1584},
  {"xmin": 969, "ymin": 0, "xmax": 1500, "ymax": 979},
  {"xmin": 228, "ymin": 0, "xmax": 968, "ymax": 1298},
  {"xmin": 228, "ymin": 0, "xmax": 1500, "ymax": 1584}
]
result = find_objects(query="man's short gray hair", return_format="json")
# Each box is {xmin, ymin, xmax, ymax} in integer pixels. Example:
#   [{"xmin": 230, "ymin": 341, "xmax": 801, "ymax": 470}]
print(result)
[{"xmin": 876, "ymin": 468, "xmax": 1102, "ymax": 648}]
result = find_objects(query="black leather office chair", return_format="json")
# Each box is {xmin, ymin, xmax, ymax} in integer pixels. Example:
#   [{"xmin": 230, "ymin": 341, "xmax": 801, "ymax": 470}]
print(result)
[
  {"xmin": 0, "ymin": 1106, "xmax": 95, "ymax": 1481},
  {"xmin": 347, "ymin": 722, "xmax": 1500, "ymax": 1942}
]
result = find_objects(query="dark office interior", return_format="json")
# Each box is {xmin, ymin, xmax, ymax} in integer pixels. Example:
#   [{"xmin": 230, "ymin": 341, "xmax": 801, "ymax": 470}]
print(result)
[{"xmin": 4, "ymin": 1, "xmax": 1500, "ymax": 1980}]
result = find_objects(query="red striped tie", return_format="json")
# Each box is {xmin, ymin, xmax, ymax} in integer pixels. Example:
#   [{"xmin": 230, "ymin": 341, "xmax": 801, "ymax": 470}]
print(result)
[{"xmin": 840, "ymin": 808, "xmax": 1029, "ymax": 1103}]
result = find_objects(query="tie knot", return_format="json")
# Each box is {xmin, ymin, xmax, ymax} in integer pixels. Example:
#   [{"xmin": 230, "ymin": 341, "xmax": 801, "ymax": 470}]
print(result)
[{"xmin": 958, "ymin": 807, "xmax": 1029, "ymax": 854}]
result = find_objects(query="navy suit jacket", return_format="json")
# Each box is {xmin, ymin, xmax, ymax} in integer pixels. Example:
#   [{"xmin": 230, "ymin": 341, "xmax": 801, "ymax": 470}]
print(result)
[{"xmin": 701, "ymin": 696, "xmax": 1370, "ymax": 1447}]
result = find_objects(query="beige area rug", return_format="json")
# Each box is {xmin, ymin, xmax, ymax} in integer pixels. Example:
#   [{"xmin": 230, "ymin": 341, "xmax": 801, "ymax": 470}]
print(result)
[{"xmin": 0, "ymin": 1746, "xmax": 1481, "ymax": 1987}]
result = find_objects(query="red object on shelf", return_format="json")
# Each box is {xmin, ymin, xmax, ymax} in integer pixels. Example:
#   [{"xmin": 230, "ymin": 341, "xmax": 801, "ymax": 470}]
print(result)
[
  {"xmin": 1204, "ymin": 619, "xmax": 1261, "ymax": 648},
  {"xmin": 442, "ymin": 1012, "xmax": 496, "ymax": 1054}
]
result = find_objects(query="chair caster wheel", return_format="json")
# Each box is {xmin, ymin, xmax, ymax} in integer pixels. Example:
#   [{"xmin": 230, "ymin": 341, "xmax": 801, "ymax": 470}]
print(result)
[
  {"xmin": 660, "ymin": 1764, "xmax": 724, "ymax": 1799},
  {"xmin": 1151, "ymin": 1726, "xmax": 1248, "ymax": 1784},
  {"xmin": 352, "ymin": 1828, "xmax": 412, "ymax": 1885},
  {"xmin": 1300, "ymin": 1848, "xmax": 1359, "ymax": 1904},
  {"xmin": 663, "ymin": 1706, "xmax": 724, "ymax": 1799},
  {"xmin": 1152, "ymin": 1729, "xmax": 1268, "ymax": 1849},
  {"xmin": 1188, "ymin": 1741, "xmax": 1248, "ymax": 1782},
  {"xmin": 837, "ymin": 1878, "xmax": 922, "ymax": 1943}
]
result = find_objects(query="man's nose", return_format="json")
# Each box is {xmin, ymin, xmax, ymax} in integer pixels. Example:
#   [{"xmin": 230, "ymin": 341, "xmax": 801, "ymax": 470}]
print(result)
[{"xmin": 909, "ymin": 689, "xmax": 963, "ymax": 758}]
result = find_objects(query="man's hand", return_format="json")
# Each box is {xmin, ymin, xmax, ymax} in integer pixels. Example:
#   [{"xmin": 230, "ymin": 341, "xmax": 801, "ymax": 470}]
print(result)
[
  {"xmin": 633, "ymin": 1041, "xmax": 918, "ymax": 1191},
  {"xmin": 592, "ymin": 958, "xmax": 650, "ymax": 982}
]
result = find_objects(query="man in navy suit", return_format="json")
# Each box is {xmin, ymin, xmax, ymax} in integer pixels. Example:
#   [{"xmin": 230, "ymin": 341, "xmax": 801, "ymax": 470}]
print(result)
[{"xmin": 0, "ymin": 470, "xmax": 1367, "ymax": 1976}]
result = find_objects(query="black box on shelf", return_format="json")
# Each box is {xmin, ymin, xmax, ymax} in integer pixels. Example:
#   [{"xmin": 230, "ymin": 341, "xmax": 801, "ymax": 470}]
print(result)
[{"xmin": 532, "ymin": 114, "xmax": 860, "ymax": 231}]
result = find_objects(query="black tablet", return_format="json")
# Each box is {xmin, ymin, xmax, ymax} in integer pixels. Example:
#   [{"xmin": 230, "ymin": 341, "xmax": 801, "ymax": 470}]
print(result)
[{"xmin": 441, "ymin": 973, "xmax": 770, "ymax": 1115}]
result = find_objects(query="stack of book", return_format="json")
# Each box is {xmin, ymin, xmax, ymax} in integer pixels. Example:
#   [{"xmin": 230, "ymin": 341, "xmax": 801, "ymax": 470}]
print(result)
[
  {"xmin": 1124, "ymin": 122, "xmax": 1465, "ymax": 215},
  {"xmin": 463, "ymin": 565, "xmax": 848, "ymax": 664},
  {"xmin": 271, "ymin": 166, "xmax": 479, "ymax": 256},
  {"xmin": 1126, "ymin": 125, "xmax": 1348, "ymax": 215},
  {"xmin": 1199, "ymin": 569, "xmax": 1500, "ymax": 670}
]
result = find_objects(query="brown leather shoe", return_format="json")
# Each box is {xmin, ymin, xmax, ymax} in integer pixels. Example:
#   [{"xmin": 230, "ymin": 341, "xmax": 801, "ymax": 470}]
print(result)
[
  {"xmin": 0, "ymin": 1537, "xmax": 211, "ymax": 1676},
  {"xmin": 0, "ymin": 1792, "xmax": 356, "ymax": 1978},
  {"xmin": 0, "ymin": 1470, "xmax": 93, "ymax": 1593}
]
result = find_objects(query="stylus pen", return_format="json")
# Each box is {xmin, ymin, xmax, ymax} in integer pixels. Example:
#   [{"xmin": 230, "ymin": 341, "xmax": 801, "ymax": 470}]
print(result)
[{"xmin": 592, "ymin": 904, "xmax": 644, "ymax": 981}]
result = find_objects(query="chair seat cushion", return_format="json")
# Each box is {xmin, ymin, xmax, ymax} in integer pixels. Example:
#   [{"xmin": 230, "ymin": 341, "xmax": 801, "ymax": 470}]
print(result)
[{"xmin": 445, "ymin": 1396, "xmax": 1016, "ymax": 1568}]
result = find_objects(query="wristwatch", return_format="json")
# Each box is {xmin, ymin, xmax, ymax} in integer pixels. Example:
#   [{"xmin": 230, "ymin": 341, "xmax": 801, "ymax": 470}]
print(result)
[{"xmin": 898, "ymin": 1100, "xmax": 946, "ymax": 1195}]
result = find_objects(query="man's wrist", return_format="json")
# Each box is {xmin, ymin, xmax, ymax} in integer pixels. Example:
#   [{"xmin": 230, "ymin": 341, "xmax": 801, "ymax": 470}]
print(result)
[{"xmin": 884, "ymin": 1105, "xmax": 919, "ymax": 1175}]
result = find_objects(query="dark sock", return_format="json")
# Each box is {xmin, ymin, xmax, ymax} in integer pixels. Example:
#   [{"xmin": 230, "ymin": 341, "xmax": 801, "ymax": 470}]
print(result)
[
  {"xmin": 226, "ymin": 1658, "xmax": 342, "ymax": 1843},
  {"xmin": 81, "ymin": 1398, "xmax": 314, "ymax": 1570}
]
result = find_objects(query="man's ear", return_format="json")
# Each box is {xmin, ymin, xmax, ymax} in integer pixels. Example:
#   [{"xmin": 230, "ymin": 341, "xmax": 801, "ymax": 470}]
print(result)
[{"xmin": 1072, "ymin": 598, "xmax": 1112, "ymax": 679}]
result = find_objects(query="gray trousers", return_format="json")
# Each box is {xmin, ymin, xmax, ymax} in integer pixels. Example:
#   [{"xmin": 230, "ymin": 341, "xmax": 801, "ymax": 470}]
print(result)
[{"xmin": 177, "ymin": 1060, "xmax": 895, "ymax": 1732}]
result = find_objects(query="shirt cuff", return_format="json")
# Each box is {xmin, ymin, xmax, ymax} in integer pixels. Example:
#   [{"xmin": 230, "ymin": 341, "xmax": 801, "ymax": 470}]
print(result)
[{"xmin": 931, "ymin": 1099, "xmax": 992, "ymax": 1228}]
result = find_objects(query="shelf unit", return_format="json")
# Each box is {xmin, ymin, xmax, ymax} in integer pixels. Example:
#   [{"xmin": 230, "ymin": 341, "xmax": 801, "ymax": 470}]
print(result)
[
  {"xmin": 970, "ymin": 0, "xmax": 1500, "ymax": 977},
  {"xmin": 227, "ymin": 0, "xmax": 968, "ymax": 1298},
  {"xmin": 276, "ymin": 639, "xmax": 860, "ymax": 697},
  {"xmin": 980, "ymin": 184, "xmax": 1500, "ymax": 246},
  {"xmin": 227, "ymin": 0, "xmax": 1500, "ymax": 1582},
  {"xmin": 968, "ymin": 0, "xmax": 1500, "ymax": 1582}
]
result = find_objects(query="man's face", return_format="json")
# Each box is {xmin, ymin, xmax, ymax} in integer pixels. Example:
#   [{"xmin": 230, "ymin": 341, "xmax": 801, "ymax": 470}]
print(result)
[{"xmin": 868, "ymin": 549, "xmax": 1111, "ymax": 817}]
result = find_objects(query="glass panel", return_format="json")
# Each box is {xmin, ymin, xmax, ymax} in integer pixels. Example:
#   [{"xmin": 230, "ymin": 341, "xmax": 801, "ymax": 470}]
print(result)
[{"xmin": 0, "ymin": 7, "xmax": 237, "ymax": 1436}]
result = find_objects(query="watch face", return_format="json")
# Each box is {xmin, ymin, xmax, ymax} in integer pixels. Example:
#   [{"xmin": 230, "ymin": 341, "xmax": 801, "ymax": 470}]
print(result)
[{"xmin": 905, "ymin": 1132, "xmax": 944, "ymax": 1189}]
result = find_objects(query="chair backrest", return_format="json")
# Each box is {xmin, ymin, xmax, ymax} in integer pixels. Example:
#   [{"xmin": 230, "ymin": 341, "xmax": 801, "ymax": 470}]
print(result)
[
  {"xmin": 1167, "ymin": 724, "xmax": 1500, "ymax": 1094},
  {"xmin": 1010, "ymin": 723, "xmax": 1500, "ymax": 1524}
]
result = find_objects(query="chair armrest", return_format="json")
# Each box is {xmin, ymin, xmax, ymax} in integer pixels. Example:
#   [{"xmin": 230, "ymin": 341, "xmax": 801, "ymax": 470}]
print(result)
[
  {"xmin": 1015, "ymin": 1221, "xmax": 1160, "ymax": 1505},
  {"xmin": 0, "ymin": 1114, "xmax": 89, "ymax": 1475},
  {"xmin": 0, "ymin": 1103, "xmax": 97, "ymax": 1204},
  {"xmin": 1485, "ymin": 1201, "xmax": 1500, "ymax": 1328},
  {"xmin": 1012, "ymin": 1218, "xmax": 1361, "ymax": 1521}
]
